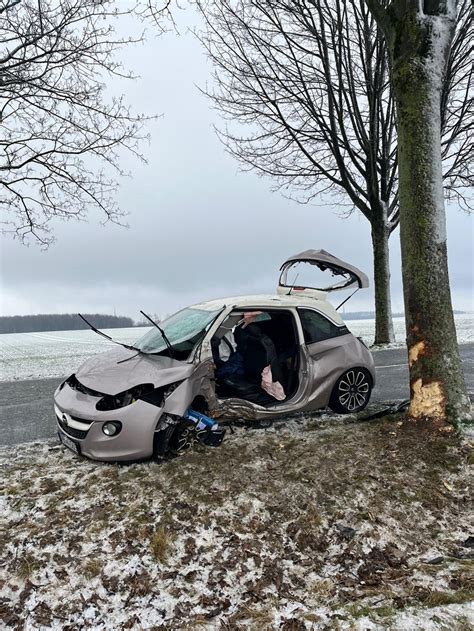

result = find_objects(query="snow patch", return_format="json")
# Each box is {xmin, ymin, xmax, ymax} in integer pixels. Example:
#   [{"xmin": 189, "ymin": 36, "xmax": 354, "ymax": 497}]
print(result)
[{"xmin": 1, "ymin": 417, "xmax": 472, "ymax": 629}]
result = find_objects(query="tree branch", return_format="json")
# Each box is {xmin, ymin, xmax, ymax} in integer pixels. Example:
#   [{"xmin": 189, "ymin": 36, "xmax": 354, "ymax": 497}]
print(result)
[{"xmin": 0, "ymin": 0, "xmax": 171, "ymax": 246}]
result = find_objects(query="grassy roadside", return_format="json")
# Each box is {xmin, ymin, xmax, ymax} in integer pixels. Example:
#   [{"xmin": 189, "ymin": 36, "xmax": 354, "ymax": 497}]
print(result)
[{"xmin": 1, "ymin": 413, "xmax": 473, "ymax": 630}]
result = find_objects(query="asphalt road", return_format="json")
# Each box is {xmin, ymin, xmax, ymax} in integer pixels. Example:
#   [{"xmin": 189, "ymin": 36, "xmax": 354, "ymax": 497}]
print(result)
[{"xmin": 1, "ymin": 343, "xmax": 473, "ymax": 447}]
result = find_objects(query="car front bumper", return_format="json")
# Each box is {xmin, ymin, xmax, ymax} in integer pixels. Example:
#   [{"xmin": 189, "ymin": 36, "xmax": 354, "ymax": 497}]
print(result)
[{"xmin": 54, "ymin": 382, "xmax": 164, "ymax": 462}]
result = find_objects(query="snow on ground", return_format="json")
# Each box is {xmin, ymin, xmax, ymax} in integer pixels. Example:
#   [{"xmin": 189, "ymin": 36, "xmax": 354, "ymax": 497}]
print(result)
[
  {"xmin": 1, "ymin": 314, "xmax": 473, "ymax": 383},
  {"xmin": 349, "ymin": 314, "xmax": 474, "ymax": 351},
  {"xmin": 1, "ymin": 414, "xmax": 473, "ymax": 630},
  {"xmin": 0, "ymin": 326, "xmax": 150, "ymax": 382}
]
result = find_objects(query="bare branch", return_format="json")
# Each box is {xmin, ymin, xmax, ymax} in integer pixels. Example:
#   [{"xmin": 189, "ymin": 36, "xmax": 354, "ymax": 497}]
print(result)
[
  {"xmin": 363, "ymin": 0, "xmax": 392, "ymax": 33},
  {"xmin": 198, "ymin": 0, "xmax": 472, "ymax": 227},
  {"xmin": 197, "ymin": 0, "xmax": 397, "ymax": 224},
  {"xmin": 0, "ymin": 0, "xmax": 172, "ymax": 246}
]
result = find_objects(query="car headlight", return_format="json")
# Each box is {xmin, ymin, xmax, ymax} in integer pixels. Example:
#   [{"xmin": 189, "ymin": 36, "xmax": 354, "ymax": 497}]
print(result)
[
  {"xmin": 96, "ymin": 384, "xmax": 154, "ymax": 411},
  {"xmin": 95, "ymin": 381, "xmax": 184, "ymax": 411}
]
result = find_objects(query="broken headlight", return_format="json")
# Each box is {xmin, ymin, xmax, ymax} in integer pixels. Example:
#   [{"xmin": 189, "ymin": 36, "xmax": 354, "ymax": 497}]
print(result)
[
  {"xmin": 95, "ymin": 381, "xmax": 184, "ymax": 411},
  {"xmin": 96, "ymin": 383, "xmax": 154, "ymax": 411}
]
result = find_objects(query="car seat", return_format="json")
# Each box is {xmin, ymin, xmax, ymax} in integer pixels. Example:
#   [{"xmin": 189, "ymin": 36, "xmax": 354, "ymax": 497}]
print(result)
[
  {"xmin": 241, "ymin": 328, "xmax": 283, "ymax": 384},
  {"xmin": 216, "ymin": 324, "xmax": 284, "ymax": 404}
]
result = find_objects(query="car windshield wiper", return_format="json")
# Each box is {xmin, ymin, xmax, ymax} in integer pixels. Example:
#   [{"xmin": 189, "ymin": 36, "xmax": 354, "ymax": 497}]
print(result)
[
  {"xmin": 139, "ymin": 310, "xmax": 176, "ymax": 359},
  {"xmin": 78, "ymin": 314, "xmax": 143, "ymax": 354}
]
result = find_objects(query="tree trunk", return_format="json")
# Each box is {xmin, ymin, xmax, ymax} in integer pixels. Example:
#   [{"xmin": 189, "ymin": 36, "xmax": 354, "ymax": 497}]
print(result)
[
  {"xmin": 371, "ymin": 212, "xmax": 395, "ymax": 345},
  {"xmin": 389, "ymin": 7, "xmax": 470, "ymax": 426}
]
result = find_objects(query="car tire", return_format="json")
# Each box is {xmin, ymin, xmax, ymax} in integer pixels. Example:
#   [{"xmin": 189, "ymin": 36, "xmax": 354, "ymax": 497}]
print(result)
[
  {"xmin": 153, "ymin": 423, "xmax": 176, "ymax": 460},
  {"xmin": 329, "ymin": 368, "xmax": 372, "ymax": 414},
  {"xmin": 153, "ymin": 418, "xmax": 196, "ymax": 461},
  {"xmin": 167, "ymin": 419, "xmax": 196, "ymax": 455}
]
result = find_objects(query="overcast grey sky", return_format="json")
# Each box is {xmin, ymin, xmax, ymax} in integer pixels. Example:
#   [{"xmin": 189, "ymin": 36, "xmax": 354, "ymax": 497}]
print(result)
[{"xmin": 1, "ymin": 7, "xmax": 473, "ymax": 320}]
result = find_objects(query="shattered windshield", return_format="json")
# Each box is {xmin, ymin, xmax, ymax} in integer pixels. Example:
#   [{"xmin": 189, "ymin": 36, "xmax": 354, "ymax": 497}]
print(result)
[{"xmin": 134, "ymin": 307, "xmax": 222, "ymax": 356}]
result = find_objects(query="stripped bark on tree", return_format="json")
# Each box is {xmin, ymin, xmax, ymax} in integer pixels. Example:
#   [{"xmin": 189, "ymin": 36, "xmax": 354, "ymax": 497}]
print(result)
[{"xmin": 364, "ymin": 0, "xmax": 471, "ymax": 425}]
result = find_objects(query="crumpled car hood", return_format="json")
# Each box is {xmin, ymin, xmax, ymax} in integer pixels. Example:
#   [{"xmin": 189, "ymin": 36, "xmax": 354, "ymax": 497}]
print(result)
[{"xmin": 76, "ymin": 346, "xmax": 194, "ymax": 395}]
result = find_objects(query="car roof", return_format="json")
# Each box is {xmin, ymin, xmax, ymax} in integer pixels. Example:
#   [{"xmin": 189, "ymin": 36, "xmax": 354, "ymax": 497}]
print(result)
[{"xmin": 192, "ymin": 293, "xmax": 345, "ymax": 325}]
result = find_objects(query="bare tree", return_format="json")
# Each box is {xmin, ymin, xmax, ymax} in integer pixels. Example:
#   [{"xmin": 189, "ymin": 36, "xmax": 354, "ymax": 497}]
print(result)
[
  {"xmin": 0, "ymin": 0, "xmax": 172, "ymax": 247},
  {"xmin": 197, "ymin": 0, "xmax": 472, "ymax": 345},
  {"xmin": 363, "ymin": 0, "xmax": 471, "ymax": 426}
]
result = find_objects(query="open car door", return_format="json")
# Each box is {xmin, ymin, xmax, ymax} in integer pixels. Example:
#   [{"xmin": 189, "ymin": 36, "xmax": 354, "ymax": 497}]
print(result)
[{"xmin": 278, "ymin": 249, "xmax": 369, "ymax": 298}]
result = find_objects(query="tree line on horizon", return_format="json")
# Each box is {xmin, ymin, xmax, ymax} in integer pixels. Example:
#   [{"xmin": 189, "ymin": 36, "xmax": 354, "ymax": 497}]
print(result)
[{"xmin": 0, "ymin": 314, "xmax": 135, "ymax": 334}]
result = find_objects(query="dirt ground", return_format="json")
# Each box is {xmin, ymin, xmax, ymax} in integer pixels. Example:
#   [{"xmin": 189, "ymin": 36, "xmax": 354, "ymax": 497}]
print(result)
[{"xmin": 1, "ymin": 412, "xmax": 473, "ymax": 630}]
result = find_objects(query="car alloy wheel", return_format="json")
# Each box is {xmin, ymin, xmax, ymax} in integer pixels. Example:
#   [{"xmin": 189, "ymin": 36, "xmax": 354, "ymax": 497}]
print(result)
[{"xmin": 329, "ymin": 368, "xmax": 372, "ymax": 414}]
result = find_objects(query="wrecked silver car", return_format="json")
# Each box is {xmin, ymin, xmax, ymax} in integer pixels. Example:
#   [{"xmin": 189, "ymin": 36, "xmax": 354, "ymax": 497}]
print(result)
[{"xmin": 53, "ymin": 250, "xmax": 375, "ymax": 462}]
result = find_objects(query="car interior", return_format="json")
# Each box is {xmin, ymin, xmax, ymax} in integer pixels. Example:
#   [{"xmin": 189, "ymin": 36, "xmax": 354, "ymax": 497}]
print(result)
[{"xmin": 211, "ymin": 309, "xmax": 300, "ymax": 407}]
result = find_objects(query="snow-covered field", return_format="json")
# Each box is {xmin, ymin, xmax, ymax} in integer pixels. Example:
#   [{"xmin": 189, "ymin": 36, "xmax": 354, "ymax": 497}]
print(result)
[
  {"xmin": 0, "ymin": 326, "xmax": 147, "ymax": 382},
  {"xmin": 1, "ymin": 314, "xmax": 473, "ymax": 383},
  {"xmin": 1, "ymin": 415, "xmax": 473, "ymax": 630}
]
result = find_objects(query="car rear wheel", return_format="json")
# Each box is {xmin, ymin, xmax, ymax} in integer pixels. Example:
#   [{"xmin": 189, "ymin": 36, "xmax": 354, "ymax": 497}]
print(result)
[{"xmin": 329, "ymin": 368, "xmax": 372, "ymax": 414}]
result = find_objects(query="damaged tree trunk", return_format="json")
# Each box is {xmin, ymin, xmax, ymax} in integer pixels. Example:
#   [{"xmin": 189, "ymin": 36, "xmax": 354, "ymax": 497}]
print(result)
[
  {"xmin": 368, "ymin": 1, "xmax": 470, "ymax": 426},
  {"xmin": 371, "ymin": 211, "xmax": 395, "ymax": 345}
]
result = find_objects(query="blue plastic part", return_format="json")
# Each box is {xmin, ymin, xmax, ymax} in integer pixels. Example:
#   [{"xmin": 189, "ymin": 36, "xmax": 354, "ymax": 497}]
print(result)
[{"xmin": 185, "ymin": 408, "xmax": 217, "ymax": 430}]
